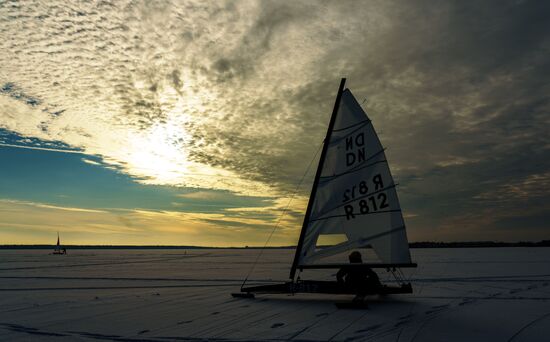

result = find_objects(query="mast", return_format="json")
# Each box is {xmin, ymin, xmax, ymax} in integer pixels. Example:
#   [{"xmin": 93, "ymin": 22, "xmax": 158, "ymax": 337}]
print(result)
[{"xmin": 289, "ymin": 78, "xmax": 346, "ymax": 280}]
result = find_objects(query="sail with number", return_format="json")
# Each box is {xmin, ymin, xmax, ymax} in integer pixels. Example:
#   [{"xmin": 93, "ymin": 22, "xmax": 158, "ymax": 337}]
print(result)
[
  {"xmin": 233, "ymin": 79, "xmax": 415, "ymax": 298},
  {"xmin": 293, "ymin": 86, "xmax": 412, "ymax": 270}
]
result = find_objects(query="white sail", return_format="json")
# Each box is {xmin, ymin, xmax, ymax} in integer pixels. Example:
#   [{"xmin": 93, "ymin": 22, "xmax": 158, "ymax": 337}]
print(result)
[{"xmin": 298, "ymin": 89, "xmax": 412, "ymax": 266}]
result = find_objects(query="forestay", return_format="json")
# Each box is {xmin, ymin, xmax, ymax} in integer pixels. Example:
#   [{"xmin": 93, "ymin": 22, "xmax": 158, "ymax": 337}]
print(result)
[{"xmin": 297, "ymin": 89, "xmax": 412, "ymax": 266}]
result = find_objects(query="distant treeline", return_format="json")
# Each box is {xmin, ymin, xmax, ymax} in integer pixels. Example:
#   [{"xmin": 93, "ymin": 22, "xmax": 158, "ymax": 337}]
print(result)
[
  {"xmin": 409, "ymin": 240, "xmax": 550, "ymax": 248},
  {"xmin": 0, "ymin": 245, "xmax": 250, "ymax": 250},
  {"xmin": 1, "ymin": 241, "xmax": 550, "ymax": 249}
]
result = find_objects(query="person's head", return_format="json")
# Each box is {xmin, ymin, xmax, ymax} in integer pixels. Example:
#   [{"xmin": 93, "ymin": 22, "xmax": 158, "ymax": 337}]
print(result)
[{"xmin": 348, "ymin": 251, "xmax": 362, "ymax": 263}]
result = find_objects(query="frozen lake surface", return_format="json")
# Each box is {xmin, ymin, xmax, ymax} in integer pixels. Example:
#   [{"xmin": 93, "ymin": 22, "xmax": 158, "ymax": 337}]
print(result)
[{"xmin": 1, "ymin": 248, "xmax": 549, "ymax": 341}]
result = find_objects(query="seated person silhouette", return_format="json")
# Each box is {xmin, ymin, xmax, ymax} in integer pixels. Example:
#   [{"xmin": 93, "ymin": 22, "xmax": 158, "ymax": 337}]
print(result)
[{"xmin": 337, "ymin": 251, "xmax": 381, "ymax": 295}]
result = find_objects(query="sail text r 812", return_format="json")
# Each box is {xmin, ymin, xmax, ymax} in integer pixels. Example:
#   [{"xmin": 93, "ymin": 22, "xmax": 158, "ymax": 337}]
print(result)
[{"xmin": 342, "ymin": 173, "xmax": 390, "ymax": 220}]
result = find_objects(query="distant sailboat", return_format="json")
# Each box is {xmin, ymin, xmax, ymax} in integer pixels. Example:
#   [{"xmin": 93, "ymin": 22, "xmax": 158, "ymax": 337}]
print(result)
[
  {"xmin": 233, "ymin": 78, "xmax": 416, "ymax": 299},
  {"xmin": 52, "ymin": 232, "xmax": 66, "ymax": 255}
]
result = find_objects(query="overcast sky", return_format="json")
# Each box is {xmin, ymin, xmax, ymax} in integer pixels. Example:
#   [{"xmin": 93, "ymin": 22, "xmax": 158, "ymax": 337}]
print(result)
[{"xmin": 1, "ymin": 0, "xmax": 549, "ymax": 245}]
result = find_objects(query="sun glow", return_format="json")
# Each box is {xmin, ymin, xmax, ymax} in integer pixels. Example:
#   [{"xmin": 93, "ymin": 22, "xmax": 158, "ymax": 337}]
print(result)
[
  {"xmin": 119, "ymin": 75, "xmax": 215, "ymax": 187},
  {"xmin": 112, "ymin": 82, "xmax": 273, "ymax": 196},
  {"xmin": 126, "ymin": 121, "xmax": 190, "ymax": 184},
  {"xmin": 123, "ymin": 122, "xmax": 273, "ymax": 196}
]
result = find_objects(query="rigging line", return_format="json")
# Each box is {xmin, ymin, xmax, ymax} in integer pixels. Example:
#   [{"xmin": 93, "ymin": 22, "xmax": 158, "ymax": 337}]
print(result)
[
  {"xmin": 240, "ymin": 142, "xmax": 323, "ymax": 289},
  {"xmin": 332, "ymin": 119, "xmax": 370, "ymax": 132},
  {"xmin": 327, "ymin": 121, "xmax": 371, "ymax": 145},
  {"xmin": 308, "ymin": 209, "xmax": 402, "ymax": 223}
]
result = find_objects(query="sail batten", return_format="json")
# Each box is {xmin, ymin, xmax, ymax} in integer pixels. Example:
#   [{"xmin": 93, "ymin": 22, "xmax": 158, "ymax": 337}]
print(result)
[
  {"xmin": 328, "ymin": 122, "xmax": 372, "ymax": 143},
  {"xmin": 310, "ymin": 184, "xmax": 398, "ymax": 221},
  {"xmin": 311, "ymin": 207, "xmax": 401, "ymax": 223},
  {"xmin": 294, "ymin": 84, "xmax": 412, "ymax": 270},
  {"xmin": 332, "ymin": 119, "xmax": 371, "ymax": 132},
  {"xmin": 319, "ymin": 158, "xmax": 388, "ymax": 183}
]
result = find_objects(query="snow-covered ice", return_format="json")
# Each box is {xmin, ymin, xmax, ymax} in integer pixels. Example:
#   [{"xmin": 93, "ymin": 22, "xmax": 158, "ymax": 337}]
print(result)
[{"xmin": 1, "ymin": 248, "xmax": 549, "ymax": 341}]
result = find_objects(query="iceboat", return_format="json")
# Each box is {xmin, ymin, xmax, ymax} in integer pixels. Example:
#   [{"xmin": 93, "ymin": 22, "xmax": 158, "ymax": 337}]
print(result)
[
  {"xmin": 52, "ymin": 232, "xmax": 66, "ymax": 255},
  {"xmin": 233, "ymin": 78, "xmax": 416, "ymax": 299}
]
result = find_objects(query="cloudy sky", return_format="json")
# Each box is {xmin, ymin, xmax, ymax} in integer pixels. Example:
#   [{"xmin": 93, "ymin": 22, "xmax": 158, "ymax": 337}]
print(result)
[{"xmin": 1, "ymin": 0, "xmax": 549, "ymax": 245}]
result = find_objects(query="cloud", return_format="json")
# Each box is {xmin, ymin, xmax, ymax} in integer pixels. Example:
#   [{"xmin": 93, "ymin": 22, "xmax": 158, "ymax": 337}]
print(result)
[
  {"xmin": 81, "ymin": 158, "xmax": 102, "ymax": 166},
  {"xmin": 0, "ymin": 199, "xmax": 106, "ymax": 213},
  {"xmin": 177, "ymin": 190, "xmax": 235, "ymax": 201},
  {"xmin": 0, "ymin": 198, "xmax": 298, "ymax": 245},
  {"xmin": 1, "ymin": 0, "xmax": 549, "ymax": 241},
  {"xmin": 0, "ymin": 142, "xmax": 83, "ymax": 154}
]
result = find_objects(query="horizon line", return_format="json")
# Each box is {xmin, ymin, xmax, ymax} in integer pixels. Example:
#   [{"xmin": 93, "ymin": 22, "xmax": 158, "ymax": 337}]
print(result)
[{"xmin": 1, "ymin": 240, "xmax": 549, "ymax": 249}]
